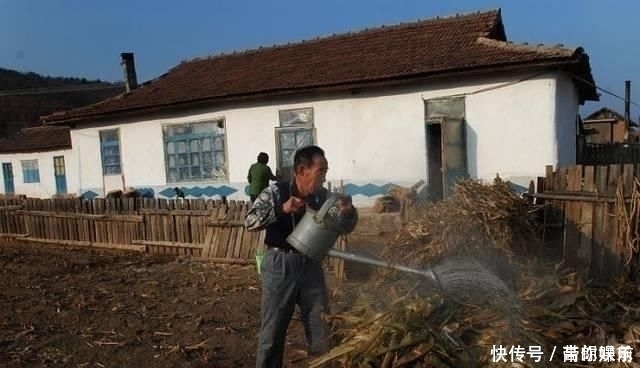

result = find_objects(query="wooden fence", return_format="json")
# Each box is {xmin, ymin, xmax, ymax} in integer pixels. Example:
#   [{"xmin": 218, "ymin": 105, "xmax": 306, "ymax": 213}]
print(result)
[
  {"xmin": 577, "ymin": 141, "xmax": 640, "ymax": 165},
  {"xmin": 0, "ymin": 197, "xmax": 347, "ymax": 278},
  {"xmin": 527, "ymin": 163, "xmax": 640, "ymax": 284}
]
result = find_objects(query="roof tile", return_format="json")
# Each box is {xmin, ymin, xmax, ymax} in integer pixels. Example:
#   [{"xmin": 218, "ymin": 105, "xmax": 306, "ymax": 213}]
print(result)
[
  {"xmin": 43, "ymin": 9, "xmax": 597, "ymax": 124},
  {"xmin": 0, "ymin": 126, "xmax": 71, "ymax": 153}
]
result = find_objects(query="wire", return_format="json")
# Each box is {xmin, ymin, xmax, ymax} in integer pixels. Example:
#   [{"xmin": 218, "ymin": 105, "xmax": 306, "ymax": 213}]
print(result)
[{"xmin": 569, "ymin": 73, "xmax": 640, "ymax": 108}]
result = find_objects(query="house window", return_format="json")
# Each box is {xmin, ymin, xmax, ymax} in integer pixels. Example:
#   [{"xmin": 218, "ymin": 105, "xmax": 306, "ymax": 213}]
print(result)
[
  {"xmin": 100, "ymin": 129, "xmax": 122, "ymax": 175},
  {"xmin": 163, "ymin": 120, "xmax": 227, "ymax": 183},
  {"xmin": 276, "ymin": 108, "xmax": 315, "ymax": 180},
  {"xmin": 21, "ymin": 159, "xmax": 40, "ymax": 183}
]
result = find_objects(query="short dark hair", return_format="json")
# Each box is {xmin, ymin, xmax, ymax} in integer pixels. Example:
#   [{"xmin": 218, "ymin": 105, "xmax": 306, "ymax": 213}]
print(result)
[
  {"xmin": 293, "ymin": 145, "xmax": 325, "ymax": 171},
  {"xmin": 257, "ymin": 152, "xmax": 269, "ymax": 164}
]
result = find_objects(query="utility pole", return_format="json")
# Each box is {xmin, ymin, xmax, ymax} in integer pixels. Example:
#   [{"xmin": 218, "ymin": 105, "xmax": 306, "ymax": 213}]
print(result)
[{"xmin": 624, "ymin": 80, "xmax": 631, "ymax": 138}]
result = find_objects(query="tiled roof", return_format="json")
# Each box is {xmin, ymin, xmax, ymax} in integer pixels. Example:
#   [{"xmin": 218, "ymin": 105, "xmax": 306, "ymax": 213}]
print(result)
[
  {"xmin": 42, "ymin": 8, "xmax": 597, "ymax": 124},
  {"xmin": 0, "ymin": 125, "xmax": 71, "ymax": 153}
]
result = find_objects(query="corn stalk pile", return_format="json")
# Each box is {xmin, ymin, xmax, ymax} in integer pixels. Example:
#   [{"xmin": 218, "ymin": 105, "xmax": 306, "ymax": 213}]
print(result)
[
  {"xmin": 311, "ymin": 179, "xmax": 640, "ymax": 368},
  {"xmin": 388, "ymin": 176, "xmax": 541, "ymax": 270}
]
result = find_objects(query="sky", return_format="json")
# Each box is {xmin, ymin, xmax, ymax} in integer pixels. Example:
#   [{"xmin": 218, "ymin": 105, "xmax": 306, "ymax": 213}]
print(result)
[{"xmin": 1, "ymin": 0, "xmax": 638, "ymax": 118}]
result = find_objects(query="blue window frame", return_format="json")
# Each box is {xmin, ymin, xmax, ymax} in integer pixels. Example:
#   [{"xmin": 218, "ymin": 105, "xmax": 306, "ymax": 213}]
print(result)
[
  {"xmin": 163, "ymin": 120, "xmax": 227, "ymax": 183},
  {"xmin": 100, "ymin": 129, "xmax": 121, "ymax": 175},
  {"xmin": 2, "ymin": 162, "xmax": 14, "ymax": 194},
  {"xmin": 21, "ymin": 159, "xmax": 40, "ymax": 183}
]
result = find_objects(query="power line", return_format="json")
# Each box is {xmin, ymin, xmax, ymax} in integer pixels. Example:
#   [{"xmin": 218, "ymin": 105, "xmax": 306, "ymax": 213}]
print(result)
[{"xmin": 570, "ymin": 73, "xmax": 640, "ymax": 108}]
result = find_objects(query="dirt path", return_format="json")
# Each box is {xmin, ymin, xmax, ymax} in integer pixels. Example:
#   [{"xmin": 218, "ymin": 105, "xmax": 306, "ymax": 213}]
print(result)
[
  {"xmin": 0, "ymin": 242, "xmax": 316, "ymax": 368},
  {"xmin": 0, "ymin": 234, "xmax": 394, "ymax": 367}
]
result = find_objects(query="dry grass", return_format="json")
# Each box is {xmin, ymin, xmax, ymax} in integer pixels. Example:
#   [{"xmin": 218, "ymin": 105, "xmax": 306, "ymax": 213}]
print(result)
[{"xmin": 312, "ymin": 178, "xmax": 640, "ymax": 368}]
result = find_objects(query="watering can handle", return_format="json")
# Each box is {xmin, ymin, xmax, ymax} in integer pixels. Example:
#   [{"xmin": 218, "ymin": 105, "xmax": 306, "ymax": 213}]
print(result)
[{"xmin": 314, "ymin": 192, "xmax": 340, "ymax": 222}]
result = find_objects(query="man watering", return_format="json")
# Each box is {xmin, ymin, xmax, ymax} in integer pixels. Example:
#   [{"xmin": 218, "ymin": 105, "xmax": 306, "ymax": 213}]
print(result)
[{"xmin": 245, "ymin": 145, "xmax": 358, "ymax": 368}]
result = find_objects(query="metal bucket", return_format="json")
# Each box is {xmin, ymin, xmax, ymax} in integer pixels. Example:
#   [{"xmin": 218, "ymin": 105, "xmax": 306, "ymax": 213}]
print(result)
[{"xmin": 286, "ymin": 193, "xmax": 341, "ymax": 261}]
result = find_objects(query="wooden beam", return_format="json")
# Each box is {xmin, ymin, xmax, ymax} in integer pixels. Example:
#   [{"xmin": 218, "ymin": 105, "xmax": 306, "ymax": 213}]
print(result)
[
  {"xmin": 201, "ymin": 258, "xmax": 255, "ymax": 265},
  {"xmin": 0, "ymin": 233, "xmax": 30, "ymax": 238},
  {"xmin": 91, "ymin": 242, "xmax": 146, "ymax": 252},
  {"xmin": 205, "ymin": 219, "xmax": 246, "ymax": 227},
  {"xmin": 0, "ymin": 205, "xmax": 24, "ymax": 211},
  {"xmin": 25, "ymin": 237, "xmax": 91, "ymax": 247},
  {"xmin": 132, "ymin": 240, "xmax": 204, "ymax": 249},
  {"xmin": 524, "ymin": 192, "xmax": 633, "ymax": 203},
  {"xmin": 138, "ymin": 209, "xmax": 212, "ymax": 216},
  {"xmin": 15, "ymin": 210, "xmax": 144, "ymax": 222}
]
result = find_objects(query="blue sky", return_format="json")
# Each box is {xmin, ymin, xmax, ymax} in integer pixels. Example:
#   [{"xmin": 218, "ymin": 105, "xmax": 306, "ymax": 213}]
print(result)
[{"xmin": 1, "ymin": 0, "xmax": 638, "ymax": 118}]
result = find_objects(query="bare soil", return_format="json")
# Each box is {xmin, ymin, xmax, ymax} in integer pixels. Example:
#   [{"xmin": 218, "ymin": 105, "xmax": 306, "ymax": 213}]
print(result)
[{"xmin": 0, "ymin": 236, "xmax": 390, "ymax": 368}]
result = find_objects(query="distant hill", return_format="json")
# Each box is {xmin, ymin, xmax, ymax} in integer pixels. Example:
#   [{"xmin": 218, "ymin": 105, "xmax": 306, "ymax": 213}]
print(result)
[
  {"xmin": 0, "ymin": 67, "xmax": 125, "ymax": 138},
  {"xmin": 0, "ymin": 67, "xmax": 106, "ymax": 90}
]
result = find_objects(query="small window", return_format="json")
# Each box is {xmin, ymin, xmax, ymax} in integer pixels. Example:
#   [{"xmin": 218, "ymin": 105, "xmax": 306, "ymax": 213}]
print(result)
[
  {"xmin": 279, "ymin": 107, "xmax": 313, "ymax": 127},
  {"xmin": 163, "ymin": 120, "xmax": 227, "ymax": 183},
  {"xmin": 276, "ymin": 107, "xmax": 315, "ymax": 181},
  {"xmin": 100, "ymin": 129, "xmax": 122, "ymax": 175},
  {"xmin": 21, "ymin": 159, "xmax": 40, "ymax": 183}
]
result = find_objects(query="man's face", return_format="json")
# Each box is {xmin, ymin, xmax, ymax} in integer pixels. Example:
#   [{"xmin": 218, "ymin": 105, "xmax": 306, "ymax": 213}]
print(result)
[{"xmin": 297, "ymin": 154, "xmax": 328, "ymax": 193}]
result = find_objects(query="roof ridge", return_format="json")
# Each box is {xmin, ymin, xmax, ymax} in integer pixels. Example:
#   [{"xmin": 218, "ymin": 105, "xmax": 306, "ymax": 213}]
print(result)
[
  {"xmin": 178, "ymin": 8, "xmax": 501, "ymax": 65},
  {"xmin": 42, "ymin": 90, "xmax": 128, "ymax": 120},
  {"xmin": 476, "ymin": 36, "xmax": 580, "ymax": 56},
  {"xmin": 21, "ymin": 125, "xmax": 69, "ymax": 132}
]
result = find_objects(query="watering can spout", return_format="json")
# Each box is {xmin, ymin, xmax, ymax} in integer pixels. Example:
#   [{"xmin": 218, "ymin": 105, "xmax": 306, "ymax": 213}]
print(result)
[{"xmin": 326, "ymin": 248, "xmax": 443, "ymax": 291}]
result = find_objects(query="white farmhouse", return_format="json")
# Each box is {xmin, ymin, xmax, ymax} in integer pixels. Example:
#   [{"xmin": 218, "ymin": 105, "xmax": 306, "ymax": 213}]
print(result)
[
  {"xmin": 38, "ymin": 9, "xmax": 598, "ymax": 206},
  {"xmin": 0, "ymin": 126, "xmax": 73, "ymax": 198}
]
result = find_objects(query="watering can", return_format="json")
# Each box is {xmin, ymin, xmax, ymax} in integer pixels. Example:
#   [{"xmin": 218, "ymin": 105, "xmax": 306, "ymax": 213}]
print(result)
[{"xmin": 286, "ymin": 193, "xmax": 442, "ymax": 289}]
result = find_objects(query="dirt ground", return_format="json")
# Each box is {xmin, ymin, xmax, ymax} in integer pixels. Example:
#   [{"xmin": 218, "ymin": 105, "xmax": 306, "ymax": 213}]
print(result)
[{"xmin": 0, "ymin": 236, "xmax": 390, "ymax": 368}]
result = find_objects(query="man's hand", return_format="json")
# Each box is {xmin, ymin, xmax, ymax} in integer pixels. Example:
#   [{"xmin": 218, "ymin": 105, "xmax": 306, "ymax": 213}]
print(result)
[
  {"xmin": 336, "ymin": 195, "xmax": 354, "ymax": 215},
  {"xmin": 282, "ymin": 196, "xmax": 306, "ymax": 214}
]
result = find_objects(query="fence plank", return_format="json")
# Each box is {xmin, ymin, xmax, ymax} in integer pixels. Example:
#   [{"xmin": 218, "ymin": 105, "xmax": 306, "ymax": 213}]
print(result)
[
  {"xmin": 563, "ymin": 166, "xmax": 582, "ymax": 269},
  {"xmin": 203, "ymin": 202, "xmax": 223, "ymax": 258},
  {"xmin": 232, "ymin": 202, "xmax": 247, "ymax": 259},
  {"xmin": 577, "ymin": 166, "xmax": 594, "ymax": 278},
  {"xmin": 220, "ymin": 201, "xmax": 237, "ymax": 259}
]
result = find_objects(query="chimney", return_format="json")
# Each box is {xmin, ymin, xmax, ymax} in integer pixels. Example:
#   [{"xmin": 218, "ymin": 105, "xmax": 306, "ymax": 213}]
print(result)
[{"xmin": 120, "ymin": 52, "xmax": 138, "ymax": 92}]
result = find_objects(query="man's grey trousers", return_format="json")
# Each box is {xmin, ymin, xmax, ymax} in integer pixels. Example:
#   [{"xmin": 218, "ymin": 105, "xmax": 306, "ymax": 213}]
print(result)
[{"xmin": 255, "ymin": 249, "xmax": 331, "ymax": 368}]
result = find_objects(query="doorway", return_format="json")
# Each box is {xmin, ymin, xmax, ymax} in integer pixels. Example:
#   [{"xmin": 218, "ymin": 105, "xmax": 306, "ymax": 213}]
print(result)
[
  {"xmin": 426, "ymin": 123, "xmax": 443, "ymax": 201},
  {"xmin": 53, "ymin": 156, "xmax": 67, "ymax": 195},
  {"xmin": 424, "ymin": 97, "xmax": 468, "ymax": 200}
]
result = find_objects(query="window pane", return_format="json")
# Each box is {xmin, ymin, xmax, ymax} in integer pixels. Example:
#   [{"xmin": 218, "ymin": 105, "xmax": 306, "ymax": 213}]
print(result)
[
  {"xmin": 167, "ymin": 155, "xmax": 176, "ymax": 167},
  {"xmin": 279, "ymin": 108, "xmax": 313, "ymax": 127},
  {"xmin": 213, "ymin": 137, "xmax": 224, "ymax": 151},
  {"xmin": 168, "ymin": 168, "xmax": 178, "ymax": 182},
  {"xmin": 215, "ymin": 152, "xmax": 226, "ymax": 166},
  {"xmin": 190, "ymin": 153, "xmax": 200, "ymax": 166},
  {"xmin": 179, "ymin": 167, "xmax": 189, "ymax": 180},
  {"xmin": 203, "ymin": 153, "xmax": 213, "ymax": 165},
  {"xmin": 163, "ymin": 121, "xmax": 227, "ymax": 182},
  {"xmin": 280, "ymin": 131, "xmax": 296, "ymax": 149},
  {"xmin": 282, "ymin": 149, "xmax": 295, "ymax": 167},
  {"xmin": 202, "ymin": 138, "xmax": 212, "ymax": 151},
  {"xmin": 296, "ymin": 130, "xmax": 313, "ymax": 147},
  {"xmin": 100, "ymin": 130, "xmax": 119, "ymax": 142},
  {"xmin": 202, "ymin": 165, "xmax": 214, "ymax": 178}
]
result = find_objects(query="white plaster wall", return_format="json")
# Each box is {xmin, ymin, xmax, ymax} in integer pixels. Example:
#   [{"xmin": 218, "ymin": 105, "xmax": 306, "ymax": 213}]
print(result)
[
  {"xmin": 465, "ymin": 74, "xmax": 558, "ymax": 190},
  {"xmin": 69, "ymin": 69, "xmax": 576, "ymax": 204},
  {"xmin": 555, "ymin": 72, "xmax": 580, "ymax": 168},
  {"xmin": 0, "ymin": 150, "xmax": 73, "ymax": 198}
]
